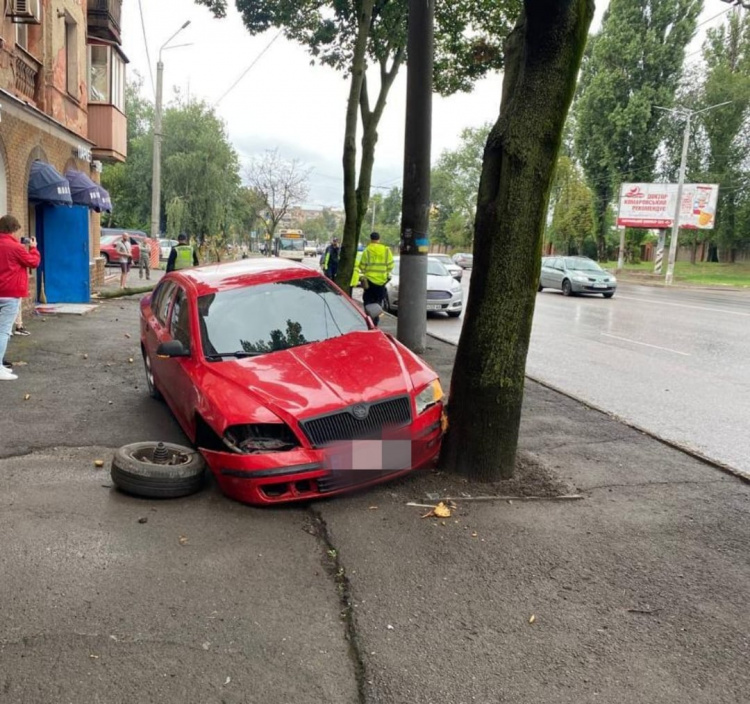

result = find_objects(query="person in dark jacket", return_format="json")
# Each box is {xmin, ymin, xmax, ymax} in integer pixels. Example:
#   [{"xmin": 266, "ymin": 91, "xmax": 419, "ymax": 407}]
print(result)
[
  {"xmin": 166, "ymin": 233, "xmax": 199, "ymax": 273},
  {"xmin": 322, "ymin": 238, "xmax": 340, "ymax": 279},
  {"xmin": 0, "ymin": 215, "xmax": 40, "ymax": 380}
]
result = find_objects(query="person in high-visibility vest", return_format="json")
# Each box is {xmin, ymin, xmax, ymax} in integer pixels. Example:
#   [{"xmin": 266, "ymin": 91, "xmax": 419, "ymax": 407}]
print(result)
[
  {"xmin": 166, "ymin": 233, "xmax": 199, "ymax": 273},
  {"xmin": 348, "ymin": 245, "xmax": 364, "ymax": 297},
  {"xmin": 359, "ymin": 232, "xmax": 394, "ymax": 326},
  {"xmin": 322, "ymin": 237, "xmax": 340, "ymax": 279}
]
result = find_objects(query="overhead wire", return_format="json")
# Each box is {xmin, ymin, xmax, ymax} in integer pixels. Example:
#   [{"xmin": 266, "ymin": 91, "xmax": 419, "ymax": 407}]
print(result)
[{"xmin": 137, "ymin": 0, "xmax": 156, "ymax": 98}]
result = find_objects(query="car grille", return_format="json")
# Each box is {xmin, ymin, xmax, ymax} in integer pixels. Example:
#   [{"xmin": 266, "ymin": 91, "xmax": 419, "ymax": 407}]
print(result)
[
  {"xmin": 427, "ymin": 290, "xmax": 452, "ymax": 300},
  {"xmin": 300, "ymin": 396, "xmax": 412, "ymax": 448},
  {"xmin": 317, "ymin": 469, "xmax": 404, "ymax": 493}
]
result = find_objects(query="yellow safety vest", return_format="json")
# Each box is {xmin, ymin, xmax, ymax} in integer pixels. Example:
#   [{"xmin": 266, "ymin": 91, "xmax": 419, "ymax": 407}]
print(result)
[
  {"xmin": 174, "ymin": 245, "xmax": 194, "ymax": 270},
  {"xmin": 351, "ymin": 251, "xmax": 363, "ymax": 286},
  {"xmin": 359, "ymin": 243, "xmax": 393, "ymax": 286}
]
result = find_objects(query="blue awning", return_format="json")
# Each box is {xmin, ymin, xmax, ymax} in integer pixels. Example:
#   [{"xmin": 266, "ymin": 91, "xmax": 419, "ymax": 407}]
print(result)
[
  {"xmin": 98, "ymin": 186, "xmax": 113, "ymax": 213},
  {"xmin": 28, "ymin": 161, "xmax": 73, "ymax": 205},
  {"xmin": 66, "ymin": 170, "xmax": 103, "ymax": 211}
]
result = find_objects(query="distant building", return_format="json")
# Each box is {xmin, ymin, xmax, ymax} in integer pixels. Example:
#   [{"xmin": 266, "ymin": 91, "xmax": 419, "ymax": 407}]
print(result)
[{"xmin": 0, "ymin": 0, "xmax": 128, "ymax": 306}]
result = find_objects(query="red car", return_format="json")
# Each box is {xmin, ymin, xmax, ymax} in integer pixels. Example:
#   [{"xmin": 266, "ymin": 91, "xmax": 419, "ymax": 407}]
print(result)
[
  {"xmin": 100, "ymin": 230, "xmax": 148, "ymax": 266},
  {"xmin": 140, "ymin": 258, "xmax": 445, "ymax": 505}
]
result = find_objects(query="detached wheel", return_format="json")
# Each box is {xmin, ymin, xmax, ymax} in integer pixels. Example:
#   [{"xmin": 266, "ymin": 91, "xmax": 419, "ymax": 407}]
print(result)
[
  {"xmin": 603, "ymin": 292, "xmax": 614, "ymax": 299},
  {"xmin": 142, "ymin": 348, "xmax": 162, "ymax": 400},
  {"xmin": 111, "ymin": 442, "xmax": 206, "ymax": 499},
  {"xmin": 562, "ymin": 279, "xmax": 573, "ymax": 296}
]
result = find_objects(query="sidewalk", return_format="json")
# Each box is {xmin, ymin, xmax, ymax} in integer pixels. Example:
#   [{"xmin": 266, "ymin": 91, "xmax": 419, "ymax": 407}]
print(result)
[{"xmin": 0, "ymin": 298, "xmax": 748, "ymax": 703}]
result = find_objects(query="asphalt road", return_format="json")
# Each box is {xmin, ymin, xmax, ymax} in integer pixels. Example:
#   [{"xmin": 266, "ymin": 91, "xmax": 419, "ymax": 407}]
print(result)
[{"xmin": 427, "ymin": 271, "xmax": 750, "ymax": 478}]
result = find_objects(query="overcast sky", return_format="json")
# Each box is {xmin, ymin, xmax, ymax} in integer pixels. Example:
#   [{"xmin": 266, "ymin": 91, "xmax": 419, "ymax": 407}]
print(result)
[{"xmin": 123, "ymin": 1, "xmax": 734, "ymax": 208}]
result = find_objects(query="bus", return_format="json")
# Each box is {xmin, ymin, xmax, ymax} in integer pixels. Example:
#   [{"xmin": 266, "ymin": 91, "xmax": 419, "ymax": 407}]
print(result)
[{"xmin": 273, "ymin": 229, "xmax": 305, "ymax": 262}]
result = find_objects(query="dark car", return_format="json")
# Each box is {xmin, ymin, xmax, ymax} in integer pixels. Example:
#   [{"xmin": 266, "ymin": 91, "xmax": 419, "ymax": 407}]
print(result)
[
  {"xmin": 539, "ymin": 256, "xmax": 617, "ymax": 298},
  {"xmin": 101, "ymin": 229, "xmax": 148, "ymax": 266},
  {"xmin": 140, "ymin": 258, "xmax": 446, "ymax": 505}
]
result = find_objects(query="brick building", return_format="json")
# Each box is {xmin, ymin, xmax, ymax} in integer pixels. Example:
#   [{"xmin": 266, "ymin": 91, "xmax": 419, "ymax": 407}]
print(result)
[{"xmin": 0, "ymin": 0, "xmax": 127, "ymax": 307}]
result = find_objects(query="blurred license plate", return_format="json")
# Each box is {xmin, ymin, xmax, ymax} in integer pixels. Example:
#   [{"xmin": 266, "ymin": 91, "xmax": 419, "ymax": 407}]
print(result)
[
  {"xmin": 427, "ymin": 304, "xmax": 442, "ymax": 310},
  {"xmin": 594, "ymin": 284, "xmax": 607, "ymax": 289}
]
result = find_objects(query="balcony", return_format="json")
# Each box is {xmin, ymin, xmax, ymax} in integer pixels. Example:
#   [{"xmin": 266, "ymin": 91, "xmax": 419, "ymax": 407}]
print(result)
[
  {"xmin": 14, "ymin": 48, "xmax": 41, "ymax": 102},
  {"xmin": 87, "ymin": 0, "xmax": 122, "ymax": 44},
  {"xmin": 88, "ymin": 103, "xmax": 127, "ymax": 162}
]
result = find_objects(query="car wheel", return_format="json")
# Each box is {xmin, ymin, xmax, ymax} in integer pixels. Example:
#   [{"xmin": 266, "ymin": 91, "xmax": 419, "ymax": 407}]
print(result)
[
  {"xmin": 603, "ymin": 292, "xmax": 614, "ymax": 299},
  {"xmin": 142, "ymin": 348, "xmax": 162, "ymax": 400},
  {"xmin": 111, "ymin": 442, "xmax": 206, "ymax": 499},
  {"xmin": 562, "ymin": 279, "xmax": 573, "ymax": 296},
  {"xmin": 447, "ymin": 310, "xmax": 461, "ymax": 318}
]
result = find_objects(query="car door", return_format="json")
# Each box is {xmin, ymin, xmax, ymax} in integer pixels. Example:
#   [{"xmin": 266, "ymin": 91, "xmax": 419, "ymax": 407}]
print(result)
[
  {"xmin": 540, "ymin": 258, "xmax": 552, "ymax": 287},
  {"xmin": 158, "ymin": 285, "xmax": 200, "ymax": 436},
  {"xmin": 144, "ymin": 281, "xmax": 176, "ymax": 401},
  {"xmin": 548, "ymin": 258, "xmax": 564, "ymax": 289}
]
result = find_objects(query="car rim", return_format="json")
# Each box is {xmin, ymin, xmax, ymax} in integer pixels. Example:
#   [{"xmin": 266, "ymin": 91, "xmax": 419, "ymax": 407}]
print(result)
[
  {"xmin": 126, "ymin": 444, "xmax": 193, "ymax": 466},
  {"xmin": 145, "ymin": 354, "xmax": 155, "ymax": 391}
]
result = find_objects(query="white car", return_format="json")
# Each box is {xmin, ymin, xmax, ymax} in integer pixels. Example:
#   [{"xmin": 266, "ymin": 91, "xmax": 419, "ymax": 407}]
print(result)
[
  {"xmin": 159, "ymin": 238, "xmax": 178, "ymax": 260},
  {"xmin": 430, "ymin": 253, "xmax": 463, "ymax": 280},
  {"xmin": 384, "ymin": 257, "xmax": 463, "ymax": 318}
]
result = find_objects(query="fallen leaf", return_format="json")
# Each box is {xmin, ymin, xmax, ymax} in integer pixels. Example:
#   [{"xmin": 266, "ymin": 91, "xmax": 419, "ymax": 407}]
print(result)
[
  {"xmin": 124, "ymin": 333, "xmax": 131, "ymax": 339},
  {"xmin": 178, "ymin": 535, "xmax": 189, "ymax": 546},
  {"xmin": 23, "ymin": 394, "xmax": 30, "ymax": 401},
  {"xmin": 224, "ymin": 677, "xmax": 231, "ymax": 685},
  {"xmin": 433, "ymin": 502, "xmax": 451, "ymax": 518},
  {"xmin": 94, "ymin": 459, "xmax": 104, "ymax": 468},
  {"xmin": 529, "ymin": 614, "xmax": 536, "ymax": 624},
  {"xmin": 471, "ymin": 531, "xmax": 478, "ymax": 538},
  {"xmin": 90, "ymin": 654, "xmax": 99, "ymax": 659},
  {"xmin": 368, "ymin": 506, "xmax": 378, "ymax": 510}
]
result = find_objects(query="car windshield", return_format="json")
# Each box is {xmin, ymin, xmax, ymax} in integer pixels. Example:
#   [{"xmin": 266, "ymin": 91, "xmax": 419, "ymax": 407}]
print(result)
[
  {"xmin": 433, "ymin": 255, "xmax": 451, "ymax": 263},
  {"xmin": 565, "ymin": 258, "xmax": 603, "ymax": 272},
  {"xmin": 198, "ymin": 276, "xmax": 368, "ymax": 359},
  {"xmin": 279, "ymin": 238, "xmax": 305, "ymax": 251},
  {"xmin": 428, "ymin": 259, "xmax": 449, "ymax": 276}
]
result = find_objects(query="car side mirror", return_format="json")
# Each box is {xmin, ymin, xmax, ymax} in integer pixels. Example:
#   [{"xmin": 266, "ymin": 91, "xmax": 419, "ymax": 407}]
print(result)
[{"xmin": 157, "ymin": 340, "xmax": 190, "ymax": 358}]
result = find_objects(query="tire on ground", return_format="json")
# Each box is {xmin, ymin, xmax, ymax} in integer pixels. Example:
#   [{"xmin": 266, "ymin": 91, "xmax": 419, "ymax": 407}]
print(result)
[{"xmin": 111, "ymin": 442, "xmax": 206, "ymax": 499}]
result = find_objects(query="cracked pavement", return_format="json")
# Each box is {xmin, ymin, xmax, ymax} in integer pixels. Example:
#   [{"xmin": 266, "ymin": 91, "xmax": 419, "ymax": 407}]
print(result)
[{"xmin": 1, "ymin": 297, "xmax": 749, "ymax": 703}]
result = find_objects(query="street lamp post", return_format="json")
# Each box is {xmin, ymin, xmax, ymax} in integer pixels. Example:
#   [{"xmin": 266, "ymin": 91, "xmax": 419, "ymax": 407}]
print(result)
[
  {"xmin": 150, "ymin": 21, "xmax": 192, "ymax": 241},
  {"xmin": 655, "ymin": 101, "xmax": 731, "ymax": 285}
]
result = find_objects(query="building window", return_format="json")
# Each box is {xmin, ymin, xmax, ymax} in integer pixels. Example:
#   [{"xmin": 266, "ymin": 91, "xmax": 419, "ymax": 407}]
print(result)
[
  {"xmin": 16, "ymin": 22, "xmax": 29, "ymax": 51},
  {"xmin": 88, "ymin": 45, "xmax": 125, "ymax": 110},
  {"xmin": 65, "ymin": 20, "xmax": 78, "ymax": 97}
]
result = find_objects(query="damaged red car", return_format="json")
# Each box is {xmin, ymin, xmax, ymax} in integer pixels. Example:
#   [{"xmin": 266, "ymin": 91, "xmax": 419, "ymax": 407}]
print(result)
[{"xmin": 140, "ymin": 258, "xmax": 445, "ymax": 505}]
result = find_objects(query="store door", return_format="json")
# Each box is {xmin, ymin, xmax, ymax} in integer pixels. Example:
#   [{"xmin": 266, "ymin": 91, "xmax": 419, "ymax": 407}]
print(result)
[{"xmin": 36, "ymin": 205, "xmax": 90, "ymax": 303}]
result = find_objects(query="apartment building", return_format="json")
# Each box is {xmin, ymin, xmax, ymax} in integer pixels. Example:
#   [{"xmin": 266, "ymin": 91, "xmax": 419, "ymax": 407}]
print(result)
[{"xmin": 0, "ymin": 0, "xmax": 127, "ymax": 305}]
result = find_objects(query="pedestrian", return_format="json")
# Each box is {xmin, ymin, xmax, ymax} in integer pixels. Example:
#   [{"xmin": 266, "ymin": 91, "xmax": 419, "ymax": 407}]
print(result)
[
  {"xmin": 359, "ymin": 232, "xmax": 394, "ymax": 327},
  {"xmin": 166, "ymin": 233, "xmax": 199, "ymax": 273},
  {"xmin": 14, "ymin": 306, "xmax": 30, "ymax": 336},
  {"xmin": 138, "ymin": 238, "xmax": 152, "ymax": 281},
  {"xmin": 114, "ymin": 232, "xmax": 132, "ymax": 289},
  {"xmin": 322, "ymin": 237, "xmax": 340, "ymax": 280},
  {"xmin": 0, "ymin": 214, "xmax": 40, "ymax": 381}
]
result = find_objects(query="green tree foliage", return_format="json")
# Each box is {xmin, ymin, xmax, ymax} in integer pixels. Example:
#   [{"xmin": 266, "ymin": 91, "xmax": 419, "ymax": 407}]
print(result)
[
  {"xmin": 549, "ymin": 157, "xmax": 595, "ymax": 255},
  {"xmin": 196, "ymin": 0, "xmax": 521, "ymax": 290},
  {"xmin": 575, "ymin": 0, "xmax": 702, "ymax": 260}
]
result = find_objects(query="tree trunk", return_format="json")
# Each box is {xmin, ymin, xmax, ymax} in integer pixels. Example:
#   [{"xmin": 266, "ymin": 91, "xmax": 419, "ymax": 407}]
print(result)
[
  {"xmin": 442, "ymin": 0, "xmax": 594, "ymax": 482},
  {"xmin": 594, "ymin": 186, "xmax": 611, "ymax": 262},
  {"xmin": 340, "ymin": 0, "xmax": 375, "ymax": 286},
  {"xmin": 337, "ymin": 52, "xmax": 404, "ymax": 291},
  {"xmin": 690, "ymin": 241, "xmax": 697, "ymax": 265}
]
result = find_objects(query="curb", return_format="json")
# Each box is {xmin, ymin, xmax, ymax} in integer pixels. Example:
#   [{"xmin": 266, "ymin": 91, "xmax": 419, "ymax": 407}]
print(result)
[{"xmin": 424, "ymin": 330, "xmax": 750, "ymax": 485}]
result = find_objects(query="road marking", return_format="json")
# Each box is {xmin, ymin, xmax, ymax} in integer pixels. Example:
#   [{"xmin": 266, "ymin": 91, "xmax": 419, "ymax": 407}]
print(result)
[
  {"xmin": 616, "ymin": 294, "xmax": 750, "ymax": 318},
  {"xmin": 600, "ymin": 332, "xmax": 690, "ymax": 356}
]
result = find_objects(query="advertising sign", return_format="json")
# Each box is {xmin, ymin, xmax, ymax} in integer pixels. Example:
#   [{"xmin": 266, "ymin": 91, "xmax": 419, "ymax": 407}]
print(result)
[{"xmin": 617, "ymin": 183, "xmax": 719, "ymax": 229}]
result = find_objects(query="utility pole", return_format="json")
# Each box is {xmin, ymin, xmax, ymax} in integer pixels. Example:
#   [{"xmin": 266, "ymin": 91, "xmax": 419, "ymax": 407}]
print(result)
[
  {"xmin": 397, "ymin": 0, "xmax": 434, "ymax": 353},
  {"xmin": 657, "ymin": 101, "xmax": 731, "ymax": 285},
  {"xmin": 150, "ymin": 21, "xmax": 192, "ymax": 240}
]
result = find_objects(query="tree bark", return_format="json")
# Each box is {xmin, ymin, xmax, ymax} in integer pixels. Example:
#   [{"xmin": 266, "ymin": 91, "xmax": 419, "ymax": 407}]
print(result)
[
  {"xmin": 442, "ymin": 0, "xmax": 594, "ymax": 482},
  {"xmin": 337, "ymin": 50, "xmax": 404, "ymax": 291},
  {"xmin": 341, "ymin": 0, "xmax": 375, "ymax": 285}
]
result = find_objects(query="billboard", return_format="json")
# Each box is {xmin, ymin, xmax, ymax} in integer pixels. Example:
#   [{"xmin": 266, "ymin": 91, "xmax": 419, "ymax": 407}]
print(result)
[{"xmin": 617, "ymin": 183, "xmax": 719, "ymax": 230}]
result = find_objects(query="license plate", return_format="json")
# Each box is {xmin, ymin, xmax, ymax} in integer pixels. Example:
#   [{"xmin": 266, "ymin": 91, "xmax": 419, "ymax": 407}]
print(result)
[
  {"xmin": 427, "ymin": 304, "xmax": 443, "ymax": 310},
  {"xmin": 593, "ymin": 284, "xmax": 607, "ymax": 289}
]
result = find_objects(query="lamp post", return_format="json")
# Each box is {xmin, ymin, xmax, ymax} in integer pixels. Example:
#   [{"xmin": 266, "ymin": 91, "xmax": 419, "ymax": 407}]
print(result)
[
  {"xmin": 150, "ymin": 20, "xmax": 192, "ymax": 240},
  {"xmin": 655, "ymin": 101, "xmax": 731, "ymax": 285}
]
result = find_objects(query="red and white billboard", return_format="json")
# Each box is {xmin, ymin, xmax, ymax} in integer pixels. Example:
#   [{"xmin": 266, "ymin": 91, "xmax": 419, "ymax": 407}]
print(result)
[{"xmin": 617, "ymin": 183, "xmax": 719, "ymax": 229}]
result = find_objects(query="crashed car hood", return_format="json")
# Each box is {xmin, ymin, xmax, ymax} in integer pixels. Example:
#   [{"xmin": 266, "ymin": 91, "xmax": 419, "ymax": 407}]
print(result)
[{"xmin": 201, "ymin": 330, "xmax": 423, "ymax": 420}]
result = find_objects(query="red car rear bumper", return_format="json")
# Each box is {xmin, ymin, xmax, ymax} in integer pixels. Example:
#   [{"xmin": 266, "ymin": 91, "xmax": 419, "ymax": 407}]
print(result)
[{"xmin": 202, "ymin": 404, "xmax": 444, "ymax": 506}]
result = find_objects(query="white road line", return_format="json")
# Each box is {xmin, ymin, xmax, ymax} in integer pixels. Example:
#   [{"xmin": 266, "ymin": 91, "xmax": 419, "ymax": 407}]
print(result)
[
  {"xmin": 616, "ymin": 294, "xmax": 750, "ymax": 318},
  {"xmin": 600, "ymin": 332, "xmax": 691, "ymax": 356}
]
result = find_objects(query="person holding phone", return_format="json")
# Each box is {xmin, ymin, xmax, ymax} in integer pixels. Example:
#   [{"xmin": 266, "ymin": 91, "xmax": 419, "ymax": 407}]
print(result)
[{"xmin": 0, "ymin": 215, "xmax": 40, "ymax": 380}]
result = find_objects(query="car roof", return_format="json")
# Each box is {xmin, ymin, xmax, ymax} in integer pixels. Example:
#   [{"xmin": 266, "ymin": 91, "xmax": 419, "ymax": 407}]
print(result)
[{"xmin": 174, "ymin": 258, "xmax": 321, "ymax": 297}]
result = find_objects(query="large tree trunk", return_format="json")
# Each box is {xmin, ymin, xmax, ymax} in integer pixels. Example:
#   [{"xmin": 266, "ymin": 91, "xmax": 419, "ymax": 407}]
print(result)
[
  {"xmin": 337, "ymin": 53, "xmax": 404, "ymax": 291},
  {"xmin": 442, "ymin": 0, "xmax": 594, "ymax": 482},
  {"xmin": 341, "ymin": 0, "xmax": 375, "ymax": 283}
]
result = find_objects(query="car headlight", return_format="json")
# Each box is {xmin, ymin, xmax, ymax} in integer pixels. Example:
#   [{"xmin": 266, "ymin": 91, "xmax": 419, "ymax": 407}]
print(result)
[
  {"xmin": 415, "ymin": 380, "xmax": 444, "ymax": 415},
  {"xmin": 609, "ymin": 276, "xmax": 617, "ymax": 284},
  {"xmin": 573, "ymin": 275, "xmax": 588, "ymax": 282},
  {"xmin": 224, "ymin": 424, "xmax": 300, "ymax": 454}
]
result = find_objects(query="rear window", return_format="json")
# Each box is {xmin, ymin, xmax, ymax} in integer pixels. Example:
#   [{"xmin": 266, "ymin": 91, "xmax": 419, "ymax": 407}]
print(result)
[{"xmin": 198, "ymin": 276, "xmax": 368, "ymax": 359}]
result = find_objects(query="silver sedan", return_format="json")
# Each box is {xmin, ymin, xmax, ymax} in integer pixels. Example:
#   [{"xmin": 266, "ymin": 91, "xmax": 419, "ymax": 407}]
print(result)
[
  {"xmin": 384, "ymin": 257, "xmax": 463, "ymax": 317},
  {"xmin": 539, "ymin": 256, "xmax": 617, "ymax": 298}
]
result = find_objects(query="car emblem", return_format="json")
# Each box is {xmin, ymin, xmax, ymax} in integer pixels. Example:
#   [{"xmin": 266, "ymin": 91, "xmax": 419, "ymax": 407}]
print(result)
[{"xmin": 351, "ymin": 404, "xmax": 369, "ymax": 421}]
